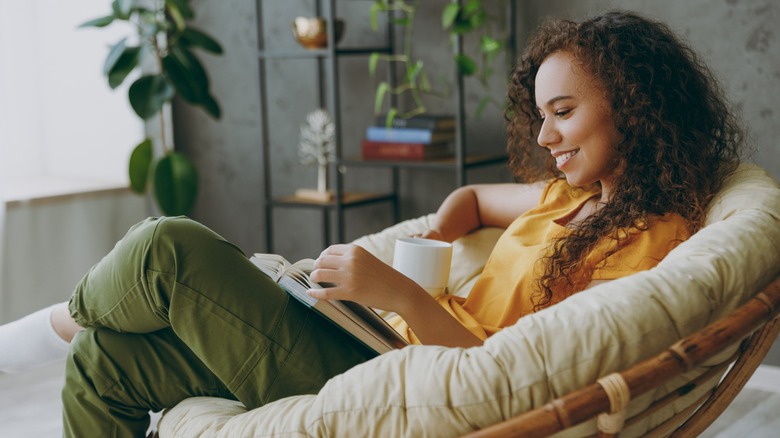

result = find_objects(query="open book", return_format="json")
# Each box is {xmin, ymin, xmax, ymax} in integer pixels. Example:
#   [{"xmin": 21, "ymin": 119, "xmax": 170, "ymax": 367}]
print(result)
[{"xmin": 250, "ymin": 253, "xmax": 409, "ymax": 354}]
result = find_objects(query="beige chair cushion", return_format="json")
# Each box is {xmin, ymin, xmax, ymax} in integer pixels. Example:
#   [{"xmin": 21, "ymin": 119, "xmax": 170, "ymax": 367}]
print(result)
[{"xmin": 159, "ymin": 163, "xmax": 780, "ymax": 438}]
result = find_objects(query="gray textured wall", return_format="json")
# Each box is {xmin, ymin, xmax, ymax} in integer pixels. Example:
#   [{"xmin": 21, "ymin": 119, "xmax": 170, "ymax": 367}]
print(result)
[
  {"xmin": 174, "ymin": 0, "xmax": 779, "ymax": 266},
  {"xmin": 519, "ymin": 0, "xmax": 779, "ymax": 174}
]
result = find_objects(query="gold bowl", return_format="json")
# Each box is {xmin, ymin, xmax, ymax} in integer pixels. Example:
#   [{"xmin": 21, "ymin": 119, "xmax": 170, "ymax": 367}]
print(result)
[{"xmin": 291, "ymin": 16, "xmax": 345, "ymax": 50}]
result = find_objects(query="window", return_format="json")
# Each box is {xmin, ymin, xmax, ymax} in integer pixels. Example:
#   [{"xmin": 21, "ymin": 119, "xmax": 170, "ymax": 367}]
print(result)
[{"xmin": 0, "ymin": 0, "xmax": 142, "ymax": 186}]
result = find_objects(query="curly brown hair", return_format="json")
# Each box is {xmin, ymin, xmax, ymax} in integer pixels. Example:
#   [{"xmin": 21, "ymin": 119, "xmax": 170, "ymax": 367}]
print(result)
[{"xmin": 505, "ymin": 11, "xmax": 744, "ymax": 310}]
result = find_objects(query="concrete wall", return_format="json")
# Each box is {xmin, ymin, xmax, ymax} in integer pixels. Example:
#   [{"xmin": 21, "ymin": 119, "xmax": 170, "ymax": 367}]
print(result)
[{"xmin": 518, "ymin": 0, "xmax": 779, "ymax": 175}]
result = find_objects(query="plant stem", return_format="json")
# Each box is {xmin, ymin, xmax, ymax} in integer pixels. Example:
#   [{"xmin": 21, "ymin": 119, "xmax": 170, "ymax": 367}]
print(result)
[
  {"xmin": 158, "ymin": 109, "xmax": 169, "ymax": 154},
  {"xmin": 150, "ymin": 3, "xmax": 169, "ymax": 154}
]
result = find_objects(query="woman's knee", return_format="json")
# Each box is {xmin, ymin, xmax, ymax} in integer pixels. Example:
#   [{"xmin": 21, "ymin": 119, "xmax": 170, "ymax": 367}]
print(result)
[{"xmin": 153, "ymin": 216, "xmax": 230, "ymax": 250}]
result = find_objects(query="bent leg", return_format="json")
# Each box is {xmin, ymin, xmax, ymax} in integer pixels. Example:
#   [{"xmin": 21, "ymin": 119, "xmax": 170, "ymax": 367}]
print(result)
[
  {"xmin": 67, "ymin": 217, "xmax": 376, "ymax": 408},
  {"xmin": 63, "ymin": 327, "xmax": 232, "ymax": 438}
]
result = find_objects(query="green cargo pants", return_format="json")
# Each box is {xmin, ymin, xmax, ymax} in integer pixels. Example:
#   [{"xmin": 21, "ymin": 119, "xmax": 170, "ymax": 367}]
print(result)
[{"xmin": 63, "ymin": 217, "xmax": 376, "ymax": 437}]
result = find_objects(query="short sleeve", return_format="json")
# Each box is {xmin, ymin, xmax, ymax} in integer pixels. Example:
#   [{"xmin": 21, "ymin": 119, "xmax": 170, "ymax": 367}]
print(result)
[{"xmin": 590, "ymin": 213, "xmax": 692, "ymax": 280}]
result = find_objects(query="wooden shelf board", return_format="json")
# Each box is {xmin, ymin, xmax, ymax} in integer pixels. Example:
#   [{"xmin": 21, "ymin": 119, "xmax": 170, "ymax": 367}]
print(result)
[
  {"xmin": 270, "ymin": 192, "xmax": 395, "ymax": 208},
  {"xmin": 258, "ymin": 46, "xmax": 391, "ymax": 60}
]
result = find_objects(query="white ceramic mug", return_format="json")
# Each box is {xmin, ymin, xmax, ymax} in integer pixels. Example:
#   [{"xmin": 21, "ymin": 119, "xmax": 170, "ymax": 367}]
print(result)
[{"xmin": 392, "ymin": 237, "xmax": 453, "ymax": 297}]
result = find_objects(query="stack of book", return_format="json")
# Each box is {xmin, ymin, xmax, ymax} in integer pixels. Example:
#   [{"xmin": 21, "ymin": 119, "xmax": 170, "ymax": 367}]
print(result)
[{"xmin": 361, "ymin": 114, "xmax": 456, "ymax": 161}]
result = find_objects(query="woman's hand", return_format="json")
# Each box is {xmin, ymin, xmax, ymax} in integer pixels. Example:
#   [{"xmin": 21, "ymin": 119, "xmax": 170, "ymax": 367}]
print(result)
[
  {"xmin": 411, "ymin": 229, "xmax": 445, "ymax": 241},
  {"xmin": 308, "ymin": 243, "xmax": 483, "ymax": 348},
  {"xmin": 308, "ymin": 244, "xmax": 421, "ymax": 313}
]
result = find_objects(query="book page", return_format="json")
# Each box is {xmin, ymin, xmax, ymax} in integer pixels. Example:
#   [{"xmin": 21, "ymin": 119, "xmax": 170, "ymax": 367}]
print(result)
[
  {"xmin": 250, "ymin": 253, "xmax": 408, "ymax": 354},
  {"xmin": 251, "ymin": 253, "xmax": 290, "ymax": 281}
]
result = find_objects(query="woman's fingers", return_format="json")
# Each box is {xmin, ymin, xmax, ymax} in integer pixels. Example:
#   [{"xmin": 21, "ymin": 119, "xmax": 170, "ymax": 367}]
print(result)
[
  {"xmin": 307, "ymin": 243, "xmax": 413, "ymax": 311},
  {"xmin": 413, "ymin": 229, "xmax": 445, "ymax": 241},
  {"xmin": 310, "ymin": 244, "xmax": 362, "ymax": 287}
]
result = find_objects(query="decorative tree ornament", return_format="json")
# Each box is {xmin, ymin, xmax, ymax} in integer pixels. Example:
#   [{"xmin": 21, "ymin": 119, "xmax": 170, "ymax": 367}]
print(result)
[{"xmin": 295, "ymin": 109, "xmax": 336, "ymax": 201}]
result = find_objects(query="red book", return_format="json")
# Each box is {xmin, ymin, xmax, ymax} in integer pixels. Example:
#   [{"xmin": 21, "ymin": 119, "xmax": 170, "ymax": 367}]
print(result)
[{"xmin": 361, "ymin": 139, "xmax": 451, "ymax": 161}]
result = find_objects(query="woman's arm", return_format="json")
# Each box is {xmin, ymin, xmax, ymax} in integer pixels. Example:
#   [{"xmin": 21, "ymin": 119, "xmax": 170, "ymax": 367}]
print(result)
[
  {"xmin": 308, "ymin": 182, "xmax": 549, "ymax": 348},
  {"xmin": 309, "ymin": 244, "xmax": 483, "ymax": 347},
  {"xmin": 424, "ymin": 182, "xmax": 547, "ymax": 242}
]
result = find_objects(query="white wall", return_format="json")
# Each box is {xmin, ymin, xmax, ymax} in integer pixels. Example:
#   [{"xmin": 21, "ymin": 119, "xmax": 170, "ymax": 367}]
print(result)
[{"xmin": 0, "ymin": 0, "xmax": 141, "ymax": 182}]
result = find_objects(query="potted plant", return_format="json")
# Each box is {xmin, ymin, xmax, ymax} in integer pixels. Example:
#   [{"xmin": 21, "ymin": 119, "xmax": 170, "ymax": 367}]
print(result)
[
  {"xmin": 80, "ymin": 0, "xmax": 223, "ymax": 216},
  {"xmin": 369, "ymin": 0, "xmax": 509, "ymax": 123}
]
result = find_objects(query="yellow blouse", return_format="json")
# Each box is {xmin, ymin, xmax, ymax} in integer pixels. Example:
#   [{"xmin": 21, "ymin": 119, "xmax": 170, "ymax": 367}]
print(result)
[{"xmin": 392, "ymin": 179, "xmax": 692, "ymax": 344}]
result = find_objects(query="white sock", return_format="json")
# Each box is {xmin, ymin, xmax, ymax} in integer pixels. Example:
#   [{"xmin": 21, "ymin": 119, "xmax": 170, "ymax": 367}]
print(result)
[{"xmin": 0, "ymin": 304, "xmax": 71, "ymax": 373}]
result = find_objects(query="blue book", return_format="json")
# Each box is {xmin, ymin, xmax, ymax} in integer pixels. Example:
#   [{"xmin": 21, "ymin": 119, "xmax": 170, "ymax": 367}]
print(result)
[{"xmin": 366, "ymin": 126, "xmax": 455, "ymax": 144}]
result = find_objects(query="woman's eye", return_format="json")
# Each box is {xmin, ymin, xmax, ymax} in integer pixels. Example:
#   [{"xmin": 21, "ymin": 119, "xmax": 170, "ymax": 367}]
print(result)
[{"xmin": 555, "ymin": 109, "xmax": 571, "ymax": 117}]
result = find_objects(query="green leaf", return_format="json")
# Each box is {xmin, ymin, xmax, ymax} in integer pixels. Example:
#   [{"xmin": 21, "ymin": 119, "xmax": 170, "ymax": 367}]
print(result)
[
  {"xmin": 128, "ymin": 75, "xmax": 175, "ymax": 119},
  {"xmin": 163, "ymin": 46, "xmax": 210, "ymax": 104},
  {"xmin": 167, "ymin": 5, "xmax": 187, "ymax": 33},
  {"xmin": 480, "ymin": 35, "xmax": 502, "ymax": 55},
  {"xmin": 128, "ymin": 138, "xmax": 153, "ymax": 193},
  {"xmin": 111, "ymin": 0, "xmax": 134, "ymax": 19},
  {"xmin": 165, "ymin": 0, "xmax": 194, "ymax": 20},
  {"xmin": 106, "ymin": 45, "xmax": 141, "ymax": 89},
  {"xmin": 103, "ymin": 38, "xmax": 127, "ymax": 76},
  {"xmin": 463, "ymin": 0, "xmax": 482, "ymax": 16},
  {"xmin": 163, "ymin": 47, "xmax": 222, "ymax": 119},
  {"xmin": 368, "ymin": 52, "xmax": 380, "ymax": 77},
  {"xmin": 202, "ymin": 94, "xmax": 222, "ymax": 119},
  {"xmin": 448, "ymin": 0, "xmax": 487, "ymax": 35},
  {"xmin": 392, "ymin": 17, "xmax": 410, "ymax": 26},
  {"xmin": 374, "ymin": 81, "xmax": 389, "ymax": 114},
  {"xmin": 441, "ymin": 3, "xmax": 460, "ymax": 29},
  {"xmin": 384, "ymin": 107, "xmax": 398, "ymax": 128},
  {"xmin": 79, "ymin": 15, "xmax": 116, "ymax": 28},
  {"xmin": 153, "ymin": 152, "xmax": 198, "ymax": 216},
  {"xmin": 405, "ymin": 60, "xmax": 423, "ymax": 83},
  {"xmin": 180, "ymin": 27, "xmax": 224, "ymax": 54},
  {"xmin": 455, "ymin": 54, "xmax": 477, "ymax": 76},
  {"xmin": 370, "ymin": 2, "xmax": 382, "ymax": 31}
]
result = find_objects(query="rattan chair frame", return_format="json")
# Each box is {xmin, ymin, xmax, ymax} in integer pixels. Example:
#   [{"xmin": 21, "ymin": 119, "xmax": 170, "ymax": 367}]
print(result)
[{"xmin": 463, "ymin": 273, "xmax": 780, "ymax": 438}]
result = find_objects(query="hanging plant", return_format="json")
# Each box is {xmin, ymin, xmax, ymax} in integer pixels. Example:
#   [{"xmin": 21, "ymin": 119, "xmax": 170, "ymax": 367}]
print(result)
[{"xmin": 81, "ymin": 0, "xmax": 223, "ymax": 216}]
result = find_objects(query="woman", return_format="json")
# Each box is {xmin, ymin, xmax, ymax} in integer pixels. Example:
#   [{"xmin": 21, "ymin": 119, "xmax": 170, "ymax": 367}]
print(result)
[{"xmin": 0, "ymin": 10, "xmax": 742, "ymax": 437}]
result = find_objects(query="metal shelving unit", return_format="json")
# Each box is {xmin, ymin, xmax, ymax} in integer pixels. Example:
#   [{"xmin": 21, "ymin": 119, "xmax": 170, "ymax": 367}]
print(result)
[{"xmin": 257, "ymin": 0, "xmax": 515, "ymax": 252}]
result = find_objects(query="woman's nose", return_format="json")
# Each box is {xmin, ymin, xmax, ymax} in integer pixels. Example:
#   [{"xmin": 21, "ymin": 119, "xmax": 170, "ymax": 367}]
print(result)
[{"xmin": 537, "ymin": 118, "xmax": 560, "ymax": 148}]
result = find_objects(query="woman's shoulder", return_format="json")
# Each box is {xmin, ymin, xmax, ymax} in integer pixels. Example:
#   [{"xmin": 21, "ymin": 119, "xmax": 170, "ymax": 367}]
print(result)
[
  {"xmin": 541, "ymin": 178, "xmax": 601, "ymax": 205},
  {"xmin": 627, "ymin": 212, "xmax": 693, "ymax": 248}
]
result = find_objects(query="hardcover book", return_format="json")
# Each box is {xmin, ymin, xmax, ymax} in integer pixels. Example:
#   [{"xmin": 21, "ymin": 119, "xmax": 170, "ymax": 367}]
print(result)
[
  {"xmin": 251, "ymin": 253, "xmax": 409, "ymax": 354},
  {"xmin": 361, "ymin": 139, "xmax": 452, "ymax": 161},
  {"xmin": 365, "ymin": 126, "xmax": 456, "ymax": 144}
]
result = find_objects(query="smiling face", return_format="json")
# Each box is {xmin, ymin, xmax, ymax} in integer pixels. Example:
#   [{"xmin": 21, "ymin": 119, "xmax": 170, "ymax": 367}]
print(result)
[{"xmin": 535, "ymin": 51, "xmax": 622, "ymax": 200}]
